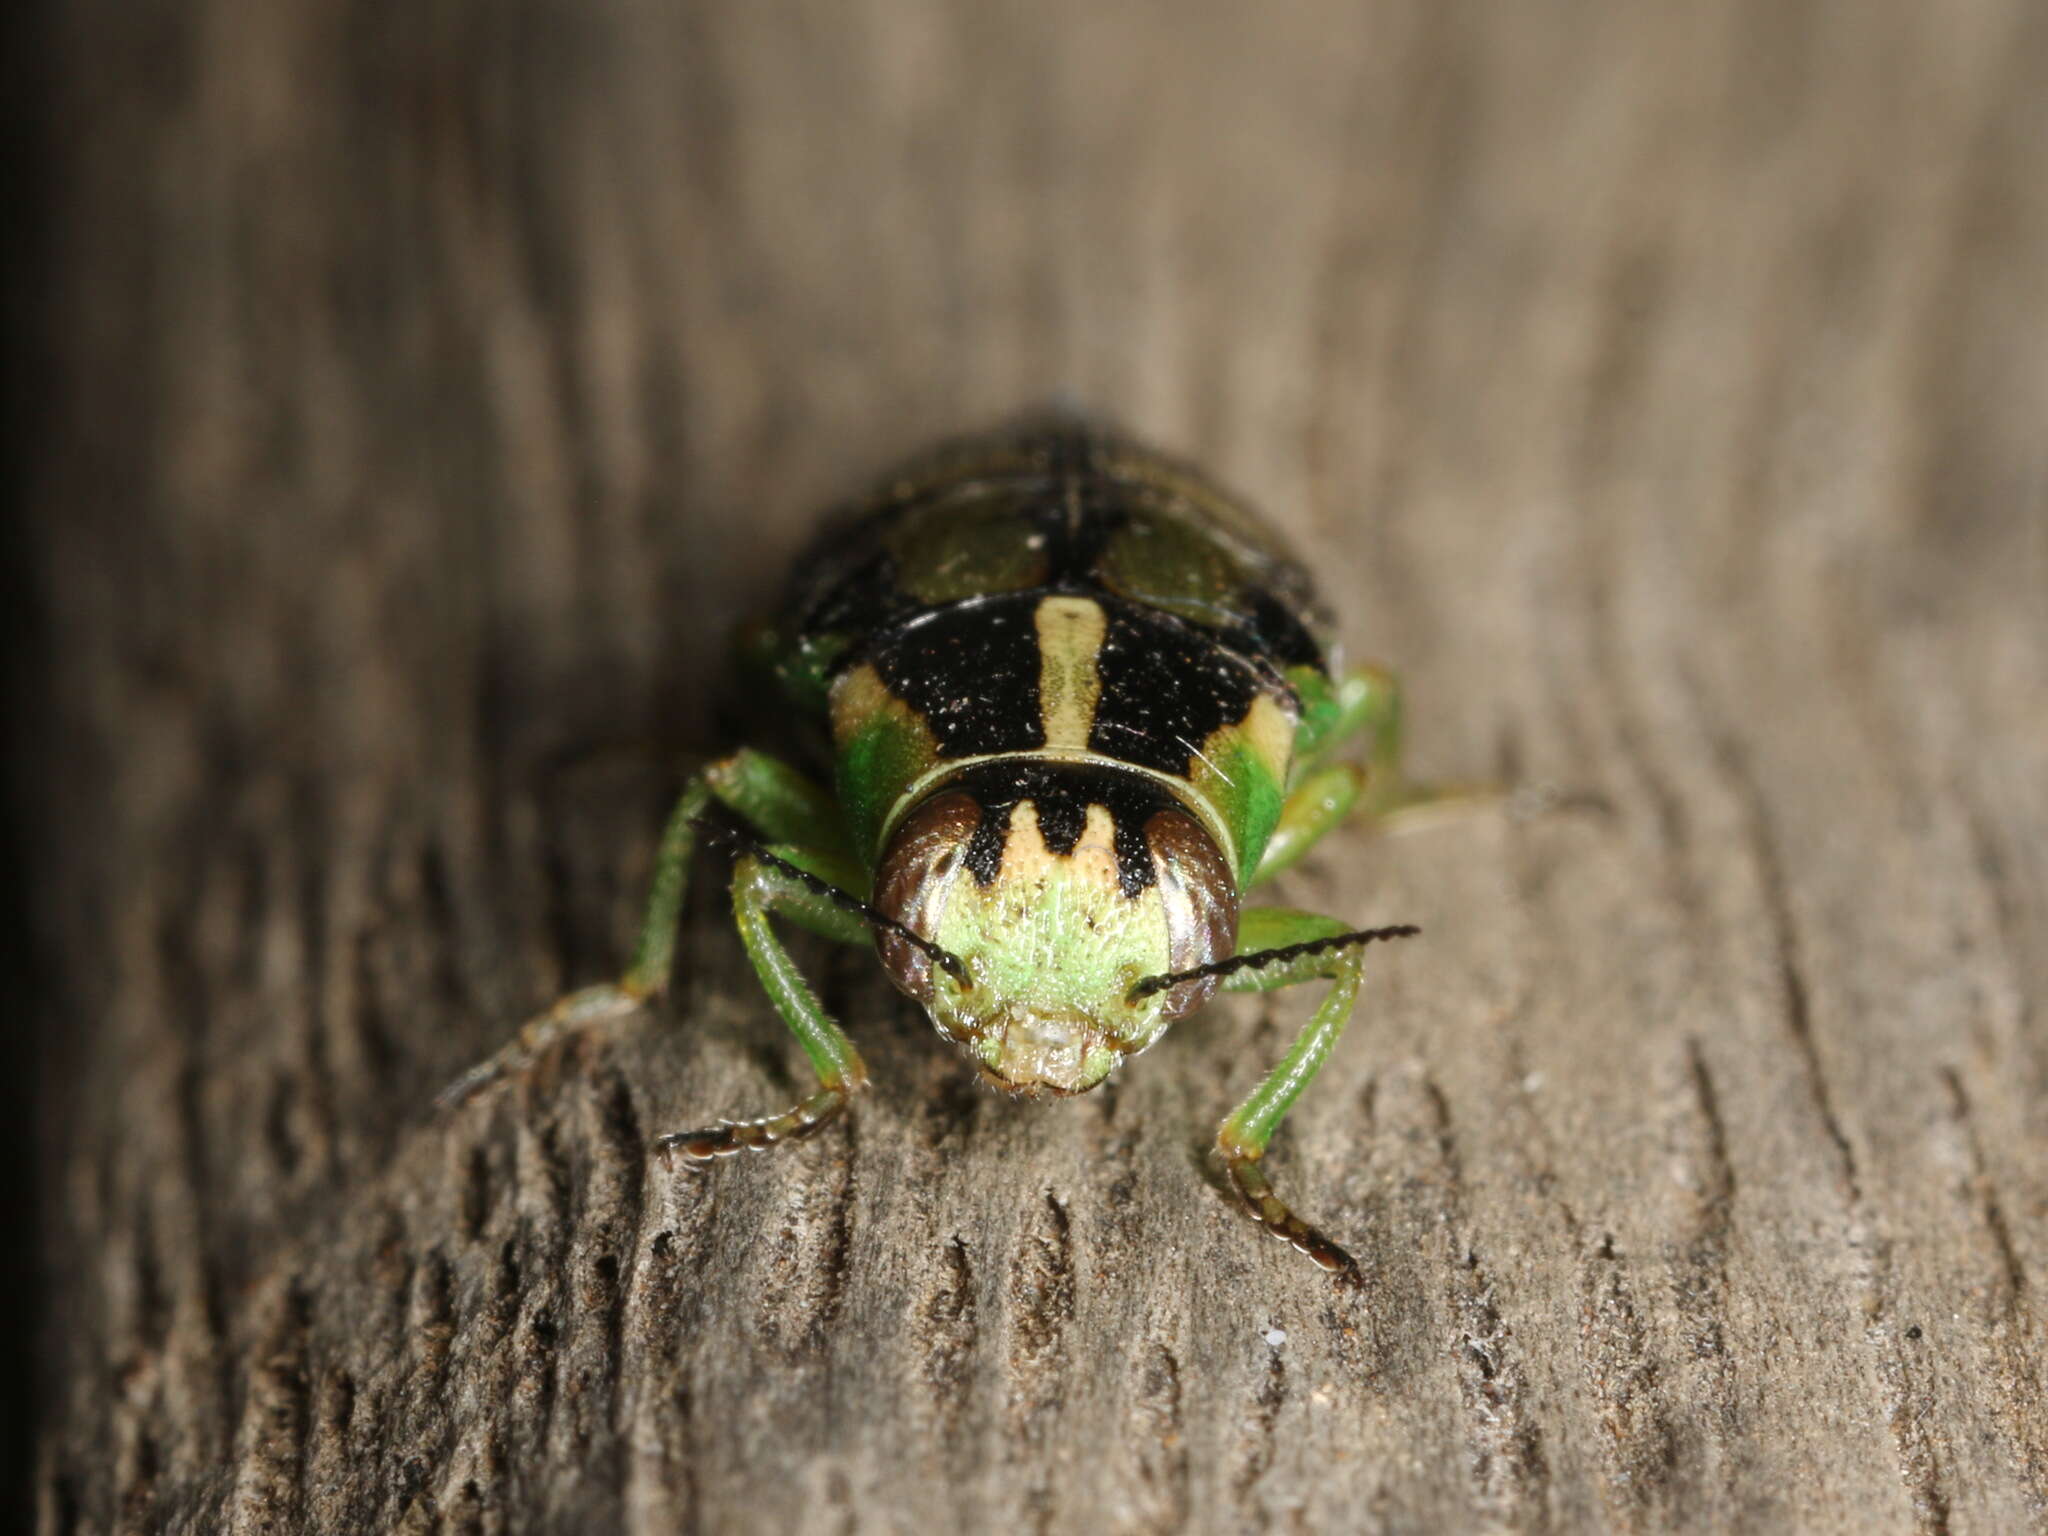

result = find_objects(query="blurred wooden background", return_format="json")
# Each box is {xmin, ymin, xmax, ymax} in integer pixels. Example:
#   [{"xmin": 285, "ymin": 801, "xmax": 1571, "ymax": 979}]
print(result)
[{"xmin": 25, "ymin": 1, "xmax": 2048, "ymax": 1531}]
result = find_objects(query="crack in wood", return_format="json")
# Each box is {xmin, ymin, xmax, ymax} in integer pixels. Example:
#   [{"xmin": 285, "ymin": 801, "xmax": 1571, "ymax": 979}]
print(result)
[
  {"xmin": 1384, "ymin": 1068, "xmax": 1551, "ymax": 1530},
  {"xmin": 1659, "ymin": 1034, "xmax": 1743, "ymax": 1511},
  {"xmin": 1697, "ymin": 703, "xmax": 1863, "ymax": 1207}
]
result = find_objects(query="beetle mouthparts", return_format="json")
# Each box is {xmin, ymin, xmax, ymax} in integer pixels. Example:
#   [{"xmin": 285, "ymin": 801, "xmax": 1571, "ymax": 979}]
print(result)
[{"xmin": 972, "ymin": 1008, "xmax": 1119, "ymax": 1097}]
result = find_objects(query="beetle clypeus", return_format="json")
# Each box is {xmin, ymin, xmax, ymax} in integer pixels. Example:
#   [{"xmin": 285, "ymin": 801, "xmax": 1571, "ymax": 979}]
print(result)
[{"xmin": 444, "ymin": 417, "xmax": 1490, "ymax": 1277}]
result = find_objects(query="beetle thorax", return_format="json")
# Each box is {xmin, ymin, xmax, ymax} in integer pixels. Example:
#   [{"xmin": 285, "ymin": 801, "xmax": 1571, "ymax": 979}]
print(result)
[{"xmin": 871, "ymin": 760, "xmax": 1238, "ymax": 1096}]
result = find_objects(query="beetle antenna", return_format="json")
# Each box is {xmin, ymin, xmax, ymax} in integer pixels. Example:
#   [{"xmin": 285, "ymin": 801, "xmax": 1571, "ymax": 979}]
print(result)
[
  {"xmin": 692, "ymin": 815, "xmax": 972, "ymax": 988},
  {"xmin": 1128, "ymin": 924, "xmax": 1420, "ymax": 1001}
]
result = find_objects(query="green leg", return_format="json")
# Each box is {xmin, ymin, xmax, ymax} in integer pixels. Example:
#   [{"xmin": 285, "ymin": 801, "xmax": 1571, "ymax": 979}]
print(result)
[
  {"xmin": 1343, "ymin": 664, "xmax": 1505, "ymax": 829},
  {"xmin": 1290, "ymin": 667, "xmax": 1379, "ymax": 776},
  {"xmin": 1215, "ymin": 906, "xmax": 1380, "ymax": 1276},
  {"xmin": 1261, "ymin": 665, "xmax": 1502, "ymax": 890},
  {"xmin": 655, "ymin": 851, "xmax": 871, "ymax": 1158},
  {"xmin": 1250, "ymin": 764, "xmax": 1366, "ymax": 886},
  {"xmin": 438, "ymin": 749, "xmax": 857, "ymax": 1107}
]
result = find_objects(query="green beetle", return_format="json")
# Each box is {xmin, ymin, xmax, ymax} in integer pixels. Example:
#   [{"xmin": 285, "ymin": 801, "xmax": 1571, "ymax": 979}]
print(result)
[{"xmin": 446, "ymin": 417, "xmax": 1483, "ymax": 1275}]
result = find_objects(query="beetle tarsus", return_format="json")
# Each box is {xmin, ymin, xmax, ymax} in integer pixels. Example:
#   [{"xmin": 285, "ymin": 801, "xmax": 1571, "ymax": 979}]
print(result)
[
  {"xmin": 436, "ymin": 982, "xmax": 649, "ymax": 1110},
  {"xmin": 654, "ymin": 1084, "xmax": 851, "ymax": 1161},
  {"xmin": 1225, "ymin": 1152, "xmax": 1361, "ymax": 1281}
]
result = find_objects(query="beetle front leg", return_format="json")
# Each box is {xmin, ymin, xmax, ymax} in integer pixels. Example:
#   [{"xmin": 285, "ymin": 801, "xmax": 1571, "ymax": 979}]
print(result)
[
  {"xmin": 1213, "ymin": 906, "xmax": 1386, "ymax": 1277},
  {"xmin": 655, "ymin": 849, "xmax": 871, "ymax": 1158},
  {"xmin": 439, "ymin": 749, "xmax": 856, "ymax": 1107}
]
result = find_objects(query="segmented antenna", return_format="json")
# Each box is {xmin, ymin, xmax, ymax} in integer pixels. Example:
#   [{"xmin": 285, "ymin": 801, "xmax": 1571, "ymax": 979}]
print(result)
[
  {"xmin": 1128, "ymin": 923, "xmax": 1420, "ymax": 1001},
  {"xmin": 692, "ymin": 815, "xmax": 972, "ymax": 987}
]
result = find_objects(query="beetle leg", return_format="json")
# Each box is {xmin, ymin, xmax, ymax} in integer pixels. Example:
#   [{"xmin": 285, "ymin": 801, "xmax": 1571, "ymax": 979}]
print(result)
[
  {"xmin": 438, "ymin": 749, "xmax": 858, "ymax": 1108},
  {"xmin": 1349, "ymin": 664, "xmax": 1521, "ymax": 831},
  {"xmin": 654, "ymin": 850, "xmax": 871, "ymax": 1159},
  {"xmin": 1249, "ymin": 764, "xmax": 1367, "ymax": 886},
  {"xmin": 1289, "ymin": 666, "xmax": 1378, "ymax": 775},
  {"xmin": 1212, "ymin": 905, "xmax": 1386, "ymax": 1278},
  {"xmin": 1284, "ymin": 663, "xmax": 1509, "ymax": 851}
]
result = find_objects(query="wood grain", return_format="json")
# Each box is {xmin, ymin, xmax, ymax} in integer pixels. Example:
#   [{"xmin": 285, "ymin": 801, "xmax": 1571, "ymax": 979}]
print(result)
[{"xmin": 27, "ymin": 1, "xmax": 2048, "ymax": 1531}]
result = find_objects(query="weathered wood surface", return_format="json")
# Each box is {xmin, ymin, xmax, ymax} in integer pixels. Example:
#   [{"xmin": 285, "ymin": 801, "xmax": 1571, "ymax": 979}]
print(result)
[{"xmin": 28, "ymin": 2, "xmax": 2048, "ymax": 1532}]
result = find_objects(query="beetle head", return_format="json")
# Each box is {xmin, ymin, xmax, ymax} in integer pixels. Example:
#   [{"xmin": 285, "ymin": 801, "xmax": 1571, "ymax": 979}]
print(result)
[{"xmin": 871, "ymin": 763, "xmax": 1238, "ymax": 1096}]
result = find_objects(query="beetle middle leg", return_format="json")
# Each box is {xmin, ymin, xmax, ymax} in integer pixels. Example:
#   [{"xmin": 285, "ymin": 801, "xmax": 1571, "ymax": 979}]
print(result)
[
  {"xmin": 438, "ymin": 748, "xmax": 856, "ymax": 1107},
  {"xmin": 1250, "ymin": 763, "xmax": 1368, "ymax": 885},
  {"xmin": 1261, "ymin": 665, "xmax": 1506, "ymax": 886}
]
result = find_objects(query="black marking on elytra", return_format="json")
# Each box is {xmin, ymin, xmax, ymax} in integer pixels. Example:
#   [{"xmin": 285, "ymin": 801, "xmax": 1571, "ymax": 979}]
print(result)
[
  {"xmin": 785, "ymin": 422, "xmax": 1120, "ymax": 665},
  {"xmin": 867, "ymin": 594, "xmax": 1047, "ymax": 758},
  {"xmin": 784, "ymin": 420, "xmax": 1330, "ymax": 689},
  {"xmin": 1034, "ymin": 424, "xmax": 1130, "ymax": 578},
  {"xmin": 1129, "ymin": 923, "xmax": 1420, "ymax": 1000},
  {"xmin": 1236, "ymin": 584, "xmax": 1324, "ymax": 671},
  {"xmin": 1091, "ymin": 601, "xmax": 1271, "ymax": 777},
  {"xmin": 938, "ymin": 759, "xmax": 1176, "ymax": 898},
  {"xmin": 798, "ymin": 544, "xmax": 917, "ymax": 652}
]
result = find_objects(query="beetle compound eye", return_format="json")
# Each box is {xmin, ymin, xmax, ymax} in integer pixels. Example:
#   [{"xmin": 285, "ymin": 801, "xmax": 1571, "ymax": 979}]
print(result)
[
  {"xmin": 1138, "ymin": 806, "xmax": 1239, "ymax": 1020},
  {"xmin": 871, "ymin": 791, "xmax": 984, "ymax": 1004}
]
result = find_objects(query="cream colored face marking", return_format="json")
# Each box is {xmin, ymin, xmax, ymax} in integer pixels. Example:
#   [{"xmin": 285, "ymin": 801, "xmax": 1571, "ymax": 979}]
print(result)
[
  {"xmin": 1033, "ymin": 595, "xmax": 1108, "ymax": 751},
  {"xmin": 989, "ymin": 801, "xmax": 1123, "ymax": 894}
]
